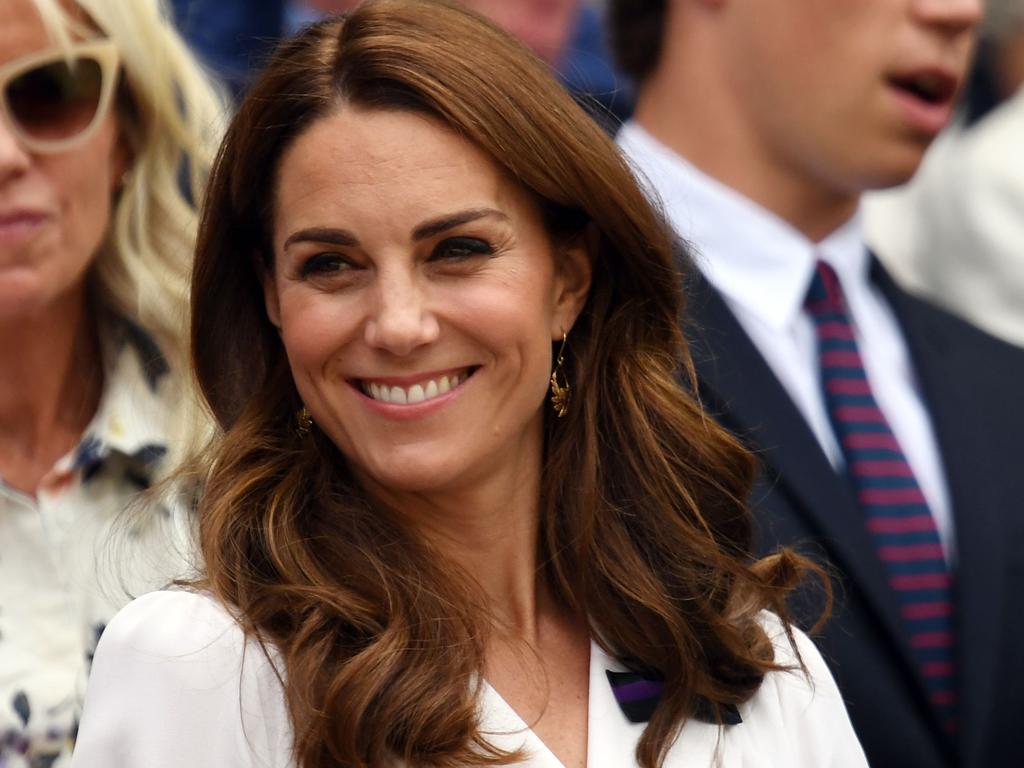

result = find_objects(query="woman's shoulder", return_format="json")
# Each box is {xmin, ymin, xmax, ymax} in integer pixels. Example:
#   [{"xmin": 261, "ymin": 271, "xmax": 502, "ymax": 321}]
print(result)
[
  {"xmin": 86, "ymin": 588, "xmax": 284, "ymax": 702},
  {"xmin": 73, "ymin": 590, "xmax": 293, "ymax": 768},
  {"xmin": 757, "ymin": 609, "xmax": 819, "ymax": 669},
  {"xmin": 753, "ymin": 610, "xmax": 842, "ymax": 706},
  {"xmin": 731, "ymin": 611, "xmax": 869, "ymax": 767},
  {"xmin": 97, "ymin": 588, "xmax": 244, "ymax": 656}
]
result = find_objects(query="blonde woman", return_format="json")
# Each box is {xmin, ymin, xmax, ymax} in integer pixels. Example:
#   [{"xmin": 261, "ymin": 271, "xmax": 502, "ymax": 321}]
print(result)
[{"xmin": 0, "ymin": 0, "xmax": 223, "ymax": 764}]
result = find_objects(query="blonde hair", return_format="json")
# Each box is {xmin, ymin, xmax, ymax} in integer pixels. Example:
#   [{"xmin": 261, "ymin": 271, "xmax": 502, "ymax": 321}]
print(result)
[{"xmin": 31, "ymin": 0, "xmax": 227, "ymax": 462}]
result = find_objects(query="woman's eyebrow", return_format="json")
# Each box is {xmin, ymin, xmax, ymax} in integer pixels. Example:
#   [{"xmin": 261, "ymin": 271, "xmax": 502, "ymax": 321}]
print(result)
[
  {"xmin": 411, "ymin": 208, "xmax": 508, "ymax": 241},
  {"xmin": 283, "ymin": 228, "xmax": 359, "ymax": 249},
  {"xmin": 282, "ymin": 209, "xmax": 509, "ymax": 250}
]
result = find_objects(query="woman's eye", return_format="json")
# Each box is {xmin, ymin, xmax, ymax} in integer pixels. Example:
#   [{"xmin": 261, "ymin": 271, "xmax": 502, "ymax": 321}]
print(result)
[
  {"xmin": 432, "ymin": 236, "xmax": 493, "ymax": 261},
  {"xmin": 298, "ymin": 252, "xmax": 351, "ymax": 278}
]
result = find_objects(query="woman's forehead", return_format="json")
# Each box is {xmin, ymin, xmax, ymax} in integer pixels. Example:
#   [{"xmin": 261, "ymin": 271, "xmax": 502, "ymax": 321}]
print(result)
[
  {"xmin": 1, "ymin": 0, "xmax": 55, "ymax": 61},
  {"xmin": 1, "ymin": 0, "xmax": 100, "ymax": 63},
  {"xmin": 275, "ymin": 108, "xmax": 522, "ymax": 219}
]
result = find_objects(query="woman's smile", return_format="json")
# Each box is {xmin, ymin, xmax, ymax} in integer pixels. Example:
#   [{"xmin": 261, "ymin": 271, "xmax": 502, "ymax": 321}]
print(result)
[{"xmin": 357, "ymin": 366, "xmax": 476, "ymax": 406}]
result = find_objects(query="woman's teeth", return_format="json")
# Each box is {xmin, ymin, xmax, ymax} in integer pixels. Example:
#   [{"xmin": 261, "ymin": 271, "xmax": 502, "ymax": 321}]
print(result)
[{"xmin": 363, "ymin": 371, "xmax": 467, "ymax": 405}]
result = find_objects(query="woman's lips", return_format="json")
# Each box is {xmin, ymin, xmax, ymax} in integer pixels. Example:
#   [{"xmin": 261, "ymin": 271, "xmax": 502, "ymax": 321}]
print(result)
[
  {"xmin": 348, "ymin": 366, "xmax": 479, "ymax": 420},
  {"xmin": 0, "ymin": 211, "xmax": 49, "ymax": 245},
  {"xmin": 360, "ymin": 368, "xmax": 471, "ymax": 406}
]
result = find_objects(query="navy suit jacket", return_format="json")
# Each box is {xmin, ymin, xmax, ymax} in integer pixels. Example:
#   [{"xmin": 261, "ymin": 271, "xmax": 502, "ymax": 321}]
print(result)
[{"xmin": 683, "ymin": 257, "xmax": 1024, "ymax": 768}]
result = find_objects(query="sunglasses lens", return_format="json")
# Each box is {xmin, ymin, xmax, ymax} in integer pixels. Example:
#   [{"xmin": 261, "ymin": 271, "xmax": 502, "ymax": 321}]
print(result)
[{"xmin": 6, "ymin": 56, "xmax": 104, "ymax": 143}]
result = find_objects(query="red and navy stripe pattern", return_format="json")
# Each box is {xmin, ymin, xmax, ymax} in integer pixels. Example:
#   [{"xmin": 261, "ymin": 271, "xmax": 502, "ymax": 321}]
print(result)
[{"xmin": 805, "ymin": 261, "xmax": 957, "ymax": 731}]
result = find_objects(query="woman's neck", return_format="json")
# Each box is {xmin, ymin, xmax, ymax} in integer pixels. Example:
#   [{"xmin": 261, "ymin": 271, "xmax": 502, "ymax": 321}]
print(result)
[
  {"xmin": 0, "ymin": 286, "xmax": 103, "ymax": 493},
  {"xmin": 361, "ymin": 438, "xmax": 592, "ymax": 768},
  {"xmin": 365, "ymin": 447, "xmax": 546, "ymax": 635}
]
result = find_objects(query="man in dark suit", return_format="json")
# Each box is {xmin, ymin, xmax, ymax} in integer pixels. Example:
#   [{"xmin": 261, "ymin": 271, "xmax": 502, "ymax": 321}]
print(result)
[{"xmin": 609, "ymin": 1, "xmax": 1024, "ymax": 766}]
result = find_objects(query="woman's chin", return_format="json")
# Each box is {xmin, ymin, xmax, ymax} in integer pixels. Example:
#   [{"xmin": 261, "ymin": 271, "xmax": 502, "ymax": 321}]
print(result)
[{"xmin": 355, "ymin": 459, "xmax": 467, "ymax": 498}]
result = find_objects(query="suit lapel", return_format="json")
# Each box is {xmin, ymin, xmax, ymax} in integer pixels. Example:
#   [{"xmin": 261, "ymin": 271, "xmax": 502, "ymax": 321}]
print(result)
[
  {"xmin": 684, "ymin": 270, "xmax": 918, "ymax": 680},
  {"xmin": 871, "ymin": 259, "xmax": 1002, "ymax": 762}
]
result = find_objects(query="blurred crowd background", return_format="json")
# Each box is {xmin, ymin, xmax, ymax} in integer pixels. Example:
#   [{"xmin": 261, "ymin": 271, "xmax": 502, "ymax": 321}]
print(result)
[{"xmin": 168, "ymin": 0, "xmax": 634, "ymax": 125}]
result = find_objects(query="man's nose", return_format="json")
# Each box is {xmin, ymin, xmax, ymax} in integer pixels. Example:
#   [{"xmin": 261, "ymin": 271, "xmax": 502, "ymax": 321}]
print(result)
[{"xmin": 913, "ymin": 0, "xmax": 985, "ymax": 36}]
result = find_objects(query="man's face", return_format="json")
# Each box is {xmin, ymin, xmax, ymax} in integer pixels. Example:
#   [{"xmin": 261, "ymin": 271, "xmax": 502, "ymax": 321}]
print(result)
[
  {"xmin": 719, "ymin": 0, "xmax": 983, "ymax": 192},
  {"xmin": 460, "ymin": 0, "xmax": 581, "ymax": 64}
]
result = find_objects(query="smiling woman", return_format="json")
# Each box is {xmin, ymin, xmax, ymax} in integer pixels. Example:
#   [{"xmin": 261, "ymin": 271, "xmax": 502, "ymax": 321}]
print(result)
[
  {"xmin": 265, "ymin": 106, "xmax": 589, "ymax": 495},
  {"xmin": 71, "ymin": 2, "xmax": 867, "ymax": 768}
]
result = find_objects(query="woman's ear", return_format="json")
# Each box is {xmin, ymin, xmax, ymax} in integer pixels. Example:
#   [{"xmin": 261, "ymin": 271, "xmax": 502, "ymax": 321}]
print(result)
[
  {"xmin": 110, "ymin": 92, "xmax": 146, "ymax": 194},
  {"xmin": 110, "ymin": 131, "xmax": 134, "ymax": 195},
  {"xmin": 551, "ymin": 226, "xmax": 593, "ymax": 338}
]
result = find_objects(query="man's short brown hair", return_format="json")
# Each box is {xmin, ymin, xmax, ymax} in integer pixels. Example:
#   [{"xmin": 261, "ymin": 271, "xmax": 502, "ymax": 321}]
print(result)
[{"xmin": 608, "ymin": 0, "xmax": 667, "ymax": 85}]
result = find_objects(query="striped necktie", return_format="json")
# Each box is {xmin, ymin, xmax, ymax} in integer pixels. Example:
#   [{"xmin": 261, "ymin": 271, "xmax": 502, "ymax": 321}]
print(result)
[{"xmin": 804, "ymin": 260, "xmax": 957, "ymax": 731}]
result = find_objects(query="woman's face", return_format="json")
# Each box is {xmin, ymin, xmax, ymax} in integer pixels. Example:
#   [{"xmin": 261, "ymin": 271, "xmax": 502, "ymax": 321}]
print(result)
[
  {"xmin": 0, "ymin": 0, "xmax": 126, "ymax": 322},
  {"xmin": 265, "ymin": 107, "xmax": 590, "ymax": 497}
]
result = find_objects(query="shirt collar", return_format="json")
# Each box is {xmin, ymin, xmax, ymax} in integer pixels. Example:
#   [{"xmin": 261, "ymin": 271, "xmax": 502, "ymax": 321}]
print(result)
[
  {"xmin": 617, "ymin": 121, "xmax": 870, "ymax": 332},
  {"xmin": 61, "ymin": 319, "xmax": 172, "ymax": 482}
]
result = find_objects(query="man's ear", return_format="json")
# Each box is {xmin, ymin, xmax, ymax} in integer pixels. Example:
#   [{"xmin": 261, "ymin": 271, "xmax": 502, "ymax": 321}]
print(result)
[
  {"xmin": 262, "ymin": 262, "xmax": 282, "ymax": 330},
  {"xmin": 551, "ymin": 226, "xmax": 594, "ymax": 338}
]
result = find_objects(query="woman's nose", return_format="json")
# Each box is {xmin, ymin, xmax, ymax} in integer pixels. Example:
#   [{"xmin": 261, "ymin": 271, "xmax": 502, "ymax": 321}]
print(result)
[
  {"xmin": 0, "ymin": 119, "xmax": 31, "ymax": 183},
  {"xmin": 363, "ymin": 270, "xmax": 440, "ymax": 356}
]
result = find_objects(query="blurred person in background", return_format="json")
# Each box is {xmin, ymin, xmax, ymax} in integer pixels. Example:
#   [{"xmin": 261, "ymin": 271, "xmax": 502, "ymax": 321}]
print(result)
[
  {"xmin": 0, "ymin": 0, "xmax": 223, "ymax": 765},
  {"xmin": 168, "ymin": 0, "xmax": 290, "ymax": 97},
  {"xmin": 961, "ymin": 0, "xmax": 1024, "ymax": 118},
  {"xmin": 460, "ymin": 0, "xmax": 632, "ymax": 124},
  {"xmin": 72, "ymin": 3, "xmax": 865, "ymax": 766},
  {"xmin": 864, "ymin": 0, "xmax": 1024, "ymax": 345},
  {"xmin": 171, "ymin": 0, "xmax": 632, "ymax": 121},
  {"xmin": 453, "ymin": 0, "xmax": 584, "ymax": 63},
  {"xmin": 611, "ymin": 0, "xmax": 1024, "ymax": 766}
]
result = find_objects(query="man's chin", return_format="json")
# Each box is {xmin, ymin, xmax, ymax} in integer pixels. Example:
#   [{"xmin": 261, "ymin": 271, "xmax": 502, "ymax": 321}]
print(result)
[{"xmin": 858, "ymin": 147, "xmax": 931, "ymax": 192}]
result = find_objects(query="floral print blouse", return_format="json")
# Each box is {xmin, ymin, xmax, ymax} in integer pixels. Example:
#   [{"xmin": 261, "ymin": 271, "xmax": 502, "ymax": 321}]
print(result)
[{"xmin": 0, "ymin": 322, "xmax": 194, "ymax": 768}]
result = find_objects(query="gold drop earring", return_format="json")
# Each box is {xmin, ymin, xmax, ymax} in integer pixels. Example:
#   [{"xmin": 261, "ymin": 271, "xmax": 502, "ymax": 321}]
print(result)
[
  {"xmin": 549, "ymin": 331, "xmax": 571, "ymax": 418},
  {"xmin": 296, "ymin": 406, "xmax": 313, "ymax": 436}
]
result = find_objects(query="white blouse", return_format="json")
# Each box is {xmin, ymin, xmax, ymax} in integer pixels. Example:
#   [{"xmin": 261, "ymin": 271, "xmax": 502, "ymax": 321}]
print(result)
[
  {"xmin": 72, "ymin": 591, "xmax": 869, "ymax": 767},
  {"xmin": 0, "ymin": 324, "xmax": 192, "ymax": 768}
]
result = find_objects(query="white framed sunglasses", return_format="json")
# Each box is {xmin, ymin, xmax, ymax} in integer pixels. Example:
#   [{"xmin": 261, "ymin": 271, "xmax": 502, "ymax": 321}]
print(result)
[{"xmin": 0, "ymin": 39, "xmax": 120, "ymax": 154}]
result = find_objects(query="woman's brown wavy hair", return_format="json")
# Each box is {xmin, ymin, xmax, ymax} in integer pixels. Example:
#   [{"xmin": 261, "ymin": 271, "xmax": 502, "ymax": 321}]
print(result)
[{"xmin": 189, "ymin": 1, "xmax": 823, "ymax": 766}]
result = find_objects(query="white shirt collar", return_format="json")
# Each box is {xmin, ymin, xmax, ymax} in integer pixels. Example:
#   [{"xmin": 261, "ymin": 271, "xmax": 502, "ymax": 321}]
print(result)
[{"xmin": 617, "ymin": 121, "xmax": 870, "ymax": 332}]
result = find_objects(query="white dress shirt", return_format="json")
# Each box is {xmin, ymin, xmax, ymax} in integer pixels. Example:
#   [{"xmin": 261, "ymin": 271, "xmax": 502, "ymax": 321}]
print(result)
[
  {"xmin": 71, "ymin": 590, "xmax": 868, "ymax": 767},
  {"xmin": 616, "ymin": 122, "xmax": 954, "ymax": 560}
]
